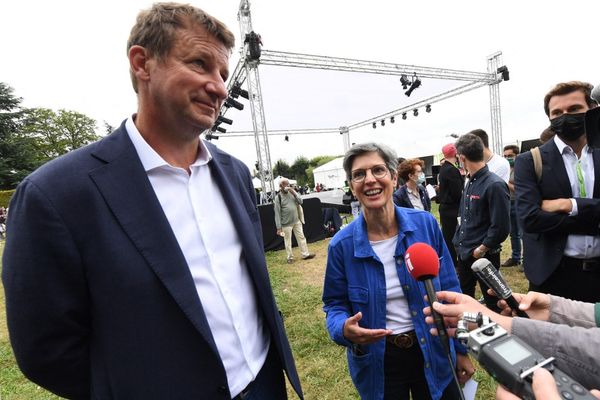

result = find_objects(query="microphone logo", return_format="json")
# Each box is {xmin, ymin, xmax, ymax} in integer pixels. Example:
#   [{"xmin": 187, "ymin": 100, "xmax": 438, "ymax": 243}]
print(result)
[{"xmin": 404, "ymin": 253, "xmax": 414, "ymax": 273}]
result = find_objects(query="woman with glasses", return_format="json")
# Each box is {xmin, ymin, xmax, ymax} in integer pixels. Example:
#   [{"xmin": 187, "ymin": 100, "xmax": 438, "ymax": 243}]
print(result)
[
  {"xmin": 322, "ymin": 143, "xmax": 473, "ymax": 400},
  {"xmin": 393, "ymin": 159, "xmax": 431, "ymax": 212}
]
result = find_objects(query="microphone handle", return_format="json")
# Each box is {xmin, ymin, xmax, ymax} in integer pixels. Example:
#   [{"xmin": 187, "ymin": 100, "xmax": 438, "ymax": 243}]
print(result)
[
  {"xmin": 504, "ymin": 295, "xmax": 529, "ymax": 318},
  {"xmin": 423, "ymin": 279, "xmax": 451, "ymax": 354}
]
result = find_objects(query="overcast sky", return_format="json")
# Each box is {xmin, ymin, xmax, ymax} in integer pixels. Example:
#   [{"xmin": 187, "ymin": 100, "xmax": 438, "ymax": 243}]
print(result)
[{"xmin": 2, "ymin": 0, "xmax": 599, "ymax": 170}]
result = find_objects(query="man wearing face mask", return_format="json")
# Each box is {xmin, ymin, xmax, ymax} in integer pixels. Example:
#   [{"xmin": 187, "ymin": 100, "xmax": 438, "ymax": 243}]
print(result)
[
  {"xmin": 514, "ymin": 81, "xmax": 600, "ymax": 302},
  {"xmin": 393, "ymin": 158, "xmax": 432, "ymax": 212},
  {"xmin": 502, "ymin": 144, "xmax": 522, "ymax": 269}
]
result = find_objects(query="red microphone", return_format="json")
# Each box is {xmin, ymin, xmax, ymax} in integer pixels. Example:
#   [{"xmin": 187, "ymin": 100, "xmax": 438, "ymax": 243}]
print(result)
[{"xmin": 405, "ymin": 242, "xmax": 450, "ymax": 354}]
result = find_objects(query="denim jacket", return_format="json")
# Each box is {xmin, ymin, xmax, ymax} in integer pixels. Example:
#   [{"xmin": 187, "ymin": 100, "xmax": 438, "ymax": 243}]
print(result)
[{"xmin": 322, "ymin": 206, "xmax": 465, "ymax": 400}]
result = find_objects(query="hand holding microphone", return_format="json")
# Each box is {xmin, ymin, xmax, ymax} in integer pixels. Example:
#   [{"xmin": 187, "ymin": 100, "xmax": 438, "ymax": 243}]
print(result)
[{"xmin": 471, "ymin": 258, "xmax": 529, "ymax": 318}]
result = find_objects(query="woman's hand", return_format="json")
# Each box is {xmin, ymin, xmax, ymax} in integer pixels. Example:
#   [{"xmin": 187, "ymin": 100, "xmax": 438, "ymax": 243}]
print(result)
[
  {"xmin": 343, "ymin": 312, "xmax": 392, "ymax": 344},
  {"xmin": 456, "ymin": 353, "xmax": 475, "ymax": 384},
  {"xmin": 495, "ymin": 290, "xmax": 551, "ymax": 321}
]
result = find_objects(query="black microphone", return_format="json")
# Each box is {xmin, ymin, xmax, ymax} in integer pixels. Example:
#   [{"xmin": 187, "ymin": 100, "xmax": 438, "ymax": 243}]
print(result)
[
  {"xmin": 471, "ymin": 258, "xmax": 529, "ymax": 318},
  {"xmin": 404, "ymin": 242, "xmax": 450, "ymax": 354}
]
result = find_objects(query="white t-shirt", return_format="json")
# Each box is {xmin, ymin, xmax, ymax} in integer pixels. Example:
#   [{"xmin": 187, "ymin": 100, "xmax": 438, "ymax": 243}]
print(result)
[
  {"xmin": 487, "ymin": 153, "xmax": 510, "ymax": 183},
  {"xmin": 370, "ymin": 236, "xmax": 413, "ymax": 334}
]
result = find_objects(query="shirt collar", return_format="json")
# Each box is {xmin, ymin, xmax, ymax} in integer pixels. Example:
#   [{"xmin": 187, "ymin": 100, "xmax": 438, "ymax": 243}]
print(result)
[
  {"xmin": 553, "ymin": 134, "xmax": 590, "ymax": 156},
  {"xmin": 125, "ymin": 115, "xmax": 212, "ymax": 172}
]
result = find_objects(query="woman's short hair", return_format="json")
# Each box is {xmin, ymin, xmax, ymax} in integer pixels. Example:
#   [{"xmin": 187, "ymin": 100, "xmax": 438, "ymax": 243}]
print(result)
[
  {"xmin": 397, "ymin": 159, "xmax": 424, "ymax": 181},
  {"xmin": 343, "ymin": 142, "xmax": 398, "ymax": 182}
]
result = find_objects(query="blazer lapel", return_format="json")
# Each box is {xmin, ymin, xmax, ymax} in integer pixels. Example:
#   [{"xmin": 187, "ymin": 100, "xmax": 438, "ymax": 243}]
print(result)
[
  {"xmin": 88, "ymin": 126, "xmax": 219, "ymax": 354},
  {"xmin": 542, "ymin": 141, "xmax": 572, "ymax": 197}
]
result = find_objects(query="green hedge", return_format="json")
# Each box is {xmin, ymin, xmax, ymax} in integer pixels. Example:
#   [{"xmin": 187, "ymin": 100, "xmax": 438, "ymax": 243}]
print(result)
[{"xmin": 0, "ymin": 190, "xmax": 15, "ymax": 208}]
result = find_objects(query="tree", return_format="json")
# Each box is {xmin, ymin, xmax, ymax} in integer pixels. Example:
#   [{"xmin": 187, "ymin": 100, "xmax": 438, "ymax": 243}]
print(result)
[
  {"xmin": 272, "ymin": 159, "xmax": 291, "ymax": 179},
  {"xmin": 290, "ymin": 156, "xmax": 310, "ymax": 185},
  {"xmin": 0, "ymin": 83, "xmax": 39, "ymax": 189},
  {"xmin": 21, "ymin": 108, "xmax": 100, "ymax": 162}
]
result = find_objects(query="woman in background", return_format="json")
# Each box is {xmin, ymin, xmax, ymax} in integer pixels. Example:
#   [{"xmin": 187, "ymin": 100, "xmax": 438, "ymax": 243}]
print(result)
[{"xmin": 393, "ymin": 158, "xmax": 431, "ymax": 212}]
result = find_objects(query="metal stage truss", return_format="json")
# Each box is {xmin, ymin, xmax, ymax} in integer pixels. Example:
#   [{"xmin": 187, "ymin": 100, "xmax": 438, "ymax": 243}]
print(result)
[{"xmin": 212, "ymin": 0, "xmax": 508, "ymax": 202}]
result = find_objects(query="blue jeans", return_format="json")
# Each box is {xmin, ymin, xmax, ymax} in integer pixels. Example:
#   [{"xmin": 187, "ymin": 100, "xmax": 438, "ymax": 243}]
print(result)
[{"xmin": 509, "ymin": 200, "xmax": 522, "ymax": 261}]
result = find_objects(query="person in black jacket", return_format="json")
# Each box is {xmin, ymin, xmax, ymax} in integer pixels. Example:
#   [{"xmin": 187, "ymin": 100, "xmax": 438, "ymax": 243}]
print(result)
[
  {"xmin": 393, "ymin": 158, "xmax": 431, "ymax": 212},
  {"xmin": 437, "ymin": 144, "xmax": 464, "ymax": 268}
]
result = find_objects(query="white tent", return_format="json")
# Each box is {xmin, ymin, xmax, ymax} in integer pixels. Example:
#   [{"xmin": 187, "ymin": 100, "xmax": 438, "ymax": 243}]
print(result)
[
  {"xmin": 273, "ymin": 175, "xmax": 297, "ymax": 188},
  {"xmin": 312, "ymin": 157, "xmax": 346, "ymax": 189},
  {"xmin": 252, "ymin": 177, "xmax": 263, "ymax": 189}
]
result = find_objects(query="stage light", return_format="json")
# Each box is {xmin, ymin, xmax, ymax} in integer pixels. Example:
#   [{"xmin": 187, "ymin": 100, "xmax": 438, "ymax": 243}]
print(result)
[
  {"xmin": 372, "ymin": 122, "xmax": 377, "ymax": 129},
  {"xmin": 206, "ymin": 133, "xmax": 219, "ymax": 140},
  {"xmin": 230, "ymin": 85, "xmax": 249, "ymax": 100},
  {"xmin": 224, "ymin": 97, "xmax": 244, "ymax": 110},
  {"xmin": 400, "ymin": 74, "xmax": 411, "ymax": 90},
  {"xmin": 284, "ymin": 135, "xmax": 289, "ymax": 142},
  {"xmin": 390, "ymin": 116, "xmax": 395, "ymax": 123},
  {"xmin": 402, "ymin": 112, "xmax": 407, "ymax": 120},
  {"xmin": 381, "ymin": 119, "xmax": 385, "ymax": 127},
  {"xmin": 405, "ymin": 78, "xmax": 421, "ymax": 97},
  {"xmin": 413, "ymin": 108, "xmax": 419, "ymax": 117},
  {"xmin": 216, "ymin": 115, "xmax": 233, "ymax": 125},
  {"xmin": 497, "ymin": 65, "xmax": 510, "ymax": 81},
  {"xmin": 213, "ymin": 126, "xmax": 226, "ymax": 133},
  {"xmin": 425, "ymin": 104, "xmax": 431, "ymax": 113}
]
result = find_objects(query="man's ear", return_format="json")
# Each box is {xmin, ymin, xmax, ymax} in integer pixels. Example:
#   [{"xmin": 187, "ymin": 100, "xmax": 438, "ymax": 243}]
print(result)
[{"xmin": 129, "ymin": 45, "xmax": 152, "ymax": 86}]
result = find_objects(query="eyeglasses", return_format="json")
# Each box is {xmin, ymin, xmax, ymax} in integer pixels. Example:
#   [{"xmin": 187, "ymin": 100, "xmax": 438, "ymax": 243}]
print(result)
[{"xmin": 350, "ymin": 164, "xmax": 389, "ymax": 182}]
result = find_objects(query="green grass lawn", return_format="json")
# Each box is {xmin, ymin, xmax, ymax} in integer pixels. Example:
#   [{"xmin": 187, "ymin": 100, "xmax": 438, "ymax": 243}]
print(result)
[{"xmin": 0, "ymin": 215, "xmax": 529, "ymax": 399}]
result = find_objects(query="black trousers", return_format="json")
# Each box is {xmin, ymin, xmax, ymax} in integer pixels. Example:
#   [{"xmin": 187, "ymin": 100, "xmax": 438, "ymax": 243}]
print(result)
[
  {"xmin": 456, "ymin": 252, "xmax": 501, "ymax": 312},
  {"xmin": 439, "ymin": 204, "xmax": 459, "ymax": 269},
  {"xmin": 529, "ymin": 256, "xmax": 600, "ymax": 303},
  {"xmin": 383, "ymin": 340, "xmax": 461, "ymax": 400}
]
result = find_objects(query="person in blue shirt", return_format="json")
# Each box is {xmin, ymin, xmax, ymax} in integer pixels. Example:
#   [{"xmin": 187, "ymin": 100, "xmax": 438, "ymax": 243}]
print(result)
[{"xmin": 322, "ymin": 142, "xmax": 474, "ymax": 400}]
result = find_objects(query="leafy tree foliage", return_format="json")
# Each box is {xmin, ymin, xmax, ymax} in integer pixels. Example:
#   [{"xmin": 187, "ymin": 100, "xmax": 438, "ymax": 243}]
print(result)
[
  {"xmin": 272, "ymin": 159, "xmax": 291, "ymax": 179},
  {"xmin": 290, "ymin": 156, "xmax": 310, "ymax": 185},
  {"xmin": 0, "ymin": 82, "xmax": 101, "ymax": 189},
  {"xmin": 21, "ymin": 108, "xmax": 100, "ymax": 161},
  {"xmin": 0, "ymin": 83, "xmax": 38, "ymax": 189}
]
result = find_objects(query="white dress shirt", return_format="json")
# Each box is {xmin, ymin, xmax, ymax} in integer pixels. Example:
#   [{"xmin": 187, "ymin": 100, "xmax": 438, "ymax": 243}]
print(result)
[
  {"xmin": 553, "ymin": 135, "xmax": 600, "ymax": 259},
  {"xmin": 125, "ymin": 117, "xmax": 269, "ymax": 397}
]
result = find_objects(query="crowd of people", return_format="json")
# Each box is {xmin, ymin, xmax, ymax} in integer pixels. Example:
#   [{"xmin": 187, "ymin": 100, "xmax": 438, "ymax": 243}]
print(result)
[{"xmin": 1, "ymin": 2, "xmax": 599, "ymax": 400}]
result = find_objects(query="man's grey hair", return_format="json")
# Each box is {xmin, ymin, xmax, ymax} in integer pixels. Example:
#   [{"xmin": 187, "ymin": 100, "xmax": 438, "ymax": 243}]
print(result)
[{"xmin": 342, "ymin": 142, "xmax": 398, "ymax": 182}]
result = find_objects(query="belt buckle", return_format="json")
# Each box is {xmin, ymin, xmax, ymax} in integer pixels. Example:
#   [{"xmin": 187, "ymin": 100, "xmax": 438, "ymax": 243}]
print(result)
[{"xmin": 392, "ymin": 332, "xmax": 414, "ymax": 348}]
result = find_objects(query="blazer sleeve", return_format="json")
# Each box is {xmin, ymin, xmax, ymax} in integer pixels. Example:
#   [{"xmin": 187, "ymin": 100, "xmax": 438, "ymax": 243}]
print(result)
[
  {"xmin": 514, "ymin": 151, "xmax": 600, "ymax": 235},
  {"xmin": 322, "ymin": 242, "xmax": 353, "ymax": 348},
  {"xmin": 2, "ymin": 179, "xmax": 90, "ymax": 399}
]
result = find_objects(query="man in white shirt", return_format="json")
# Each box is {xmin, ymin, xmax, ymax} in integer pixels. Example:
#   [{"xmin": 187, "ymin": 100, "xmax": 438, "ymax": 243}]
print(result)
[
  {"xmin": 514, "ymin": 81, "xmax": 600, "ymax": 303},
  {"xmin": 469, "ymin": 129, "xmax": 510, "ymax": 183},
  {"xmin": 2, "ymin": 3, "xmax": 302, "ymax": 399}
]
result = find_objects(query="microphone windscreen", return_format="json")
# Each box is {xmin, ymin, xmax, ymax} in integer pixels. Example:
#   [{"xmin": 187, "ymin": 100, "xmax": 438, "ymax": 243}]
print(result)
[
  {"xmin": 405, "ymin": 242, "xmax": 439, "ymax": 280},
  {"xmin": 471, "ymin": 257, "xmax": 492, "ymax": 273}
]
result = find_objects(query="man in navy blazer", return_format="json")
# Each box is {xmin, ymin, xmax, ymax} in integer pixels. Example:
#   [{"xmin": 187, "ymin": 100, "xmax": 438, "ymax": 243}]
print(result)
[
  {"xmin": 2, "ymin": 4, "xmax": 302, "ymax": 399},
  {"xmin": 514, "ymin": 81, "xmax": 600, "ymax": 303}
]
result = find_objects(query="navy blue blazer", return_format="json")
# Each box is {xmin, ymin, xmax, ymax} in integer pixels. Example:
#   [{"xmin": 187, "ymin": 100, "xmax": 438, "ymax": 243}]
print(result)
[
  {"xmin": 2, "ymin": 122, "xmax": 303, "ymax": 399},
  {"xmin": 393, "ymin": 184, "xmax": 432, "ymax": 212},
  {"xmin": 514, "ymin": 139, "xmax": 600, "ymax": 285}
]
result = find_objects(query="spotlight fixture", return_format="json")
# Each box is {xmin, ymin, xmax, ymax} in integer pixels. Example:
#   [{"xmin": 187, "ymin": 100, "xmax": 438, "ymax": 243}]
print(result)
[
  {"xmin": 390, "ymin": 116, "xmax": 395, "ymax": 123},
  {"xmin": 230, "ymin": 84, "xmax": 249, "ymax": 100},
  {"xmin": 205, "ymin": 133, "xmax": 219, "ymax": 140},
  {"xmin": 405, "ymin": 77, "xmax": 421, "ymax": 97},
  {"xmin": 425, "ymin": 104, "xmax": 431, "ymax": 113},
  {"xmin": 216, "ymin": 115, "xmax": 233, "ymax": 125},
  {"xmin": 402, "ymin": 112, "xmax": 407, "ymax": 120},
  {"xmin": 381, "ymin": 119, "xmax": 385, "ymax": 127},
  {"xmin": 400, "ymin": 74, "xmax": 411, "ymax": 90},
  {"xmin": 497, "ymin": 65, "xmax": 510, "ymax": 81},
  {"xmin": 284, "ymin": 135, "xmax": 289, "ymax": 142},
  {"xmin": 224, "ymin": 97, "xmax": 244, "ymax": 110},
  {"xmin": 413, "ymin": 108, "xmax": 419, "ymax": 117},
  {"xmin": 372, "ymin": 122, "xmax": 377, "ymax": 129},
  {"xmin": 213, "ymin": 126, "xmax": 226, "ymax": 133}
]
